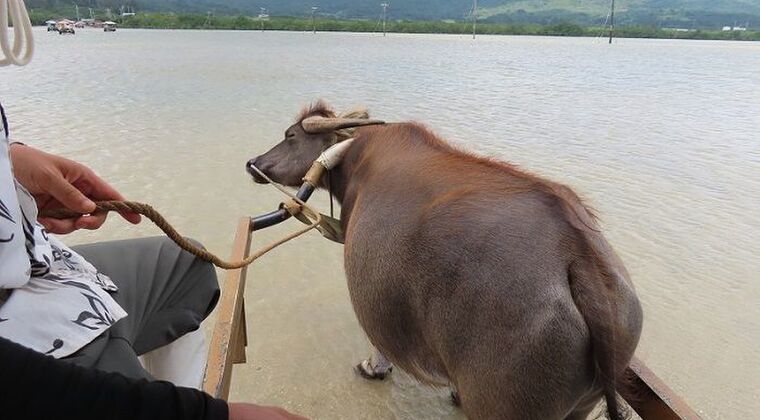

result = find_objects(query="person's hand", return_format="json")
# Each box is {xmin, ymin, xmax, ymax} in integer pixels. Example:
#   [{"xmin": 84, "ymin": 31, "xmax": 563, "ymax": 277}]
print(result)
[
  {"xmin": 228, "ymin": 403, "xmax": 308, "ymax": 420},
  {"xmin": 9, "ymin": 144, "xmax": 141, "ymax": 234}
]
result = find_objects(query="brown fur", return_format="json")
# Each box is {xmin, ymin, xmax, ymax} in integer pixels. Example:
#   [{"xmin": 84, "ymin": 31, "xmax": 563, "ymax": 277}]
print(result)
[
  {"xmin": 296, "ymin": 100, "xmax": 336, "ymax": 121},
  {"xmin": 248, "ymin": 104, "xmax": 643, "ymax": 420}
]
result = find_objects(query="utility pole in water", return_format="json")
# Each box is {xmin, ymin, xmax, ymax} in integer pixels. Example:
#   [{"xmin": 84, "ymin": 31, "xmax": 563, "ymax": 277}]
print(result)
[
  {"xmin": 259, "ymin": 7, "xmax": 267, "ymax": 32},
  {"xmin": 311, "ymin": 6, "xmax": 318, "ymax": 34},
  {"xmin": 608, "ymin": 0, "xmax": 615, "ymax": 44},
  {"xmin": 380, "ymin": 3, "xmax": 389, "ymax": 37},
  {"xmin": 472, "ymin": 0, "xmax": 478, "ymax": 39}
]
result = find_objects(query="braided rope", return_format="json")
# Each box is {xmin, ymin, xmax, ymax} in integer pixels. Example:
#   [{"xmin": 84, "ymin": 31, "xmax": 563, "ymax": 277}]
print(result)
[{"xmin": 39, "ymin": 200, "xmax": 319, "ymax": 270}]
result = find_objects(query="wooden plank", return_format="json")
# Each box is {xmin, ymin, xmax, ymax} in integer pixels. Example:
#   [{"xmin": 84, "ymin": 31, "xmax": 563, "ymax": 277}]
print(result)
[
  {"xmin": 202, "ymin": 217, "xmax": 252, "ymax": 400},
  {"xmin": 232, "ymin": 299, "xmax": 248, "ymax": 364},
  {"xmin": 623, "ymin": 356, "xmax": 702, "ymax": 420}
]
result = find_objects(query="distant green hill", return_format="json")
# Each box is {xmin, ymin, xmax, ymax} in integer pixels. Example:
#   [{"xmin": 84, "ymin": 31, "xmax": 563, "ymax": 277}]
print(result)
[
  {"xmin": 480, "ymin": 0, "xmax": 760, "ymax": 27},
  {"xmin": 25, "ymin": 0, "xmax": 759, "ymax": 29}
]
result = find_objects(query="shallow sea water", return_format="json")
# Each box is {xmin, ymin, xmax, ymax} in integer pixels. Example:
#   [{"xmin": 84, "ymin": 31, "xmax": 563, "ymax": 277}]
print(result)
[{"xmin": 2, "ymin": 28, "xmax": 758, "ymax": 419}]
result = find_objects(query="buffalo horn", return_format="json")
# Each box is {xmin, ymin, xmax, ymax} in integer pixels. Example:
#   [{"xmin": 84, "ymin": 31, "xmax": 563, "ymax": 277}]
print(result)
[{"xmin": 301, "ymin": 116, "xmax": 385, "ymax": 133}]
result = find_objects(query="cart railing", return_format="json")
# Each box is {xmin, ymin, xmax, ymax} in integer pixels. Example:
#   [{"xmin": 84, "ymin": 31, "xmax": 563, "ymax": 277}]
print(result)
[
  {"xmin": 202, "ymin": 217, "xmax": 251, "ymax": 399},
  {"xmin": 624, "ymin": 357, "xmax": 702, "ymax": 419}
]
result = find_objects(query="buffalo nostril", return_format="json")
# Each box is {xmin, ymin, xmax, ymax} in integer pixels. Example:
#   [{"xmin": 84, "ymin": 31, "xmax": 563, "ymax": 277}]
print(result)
[
  {"xmin": 246, "ymin": 159, "xmax": 258, "ymax": 175},
  {"xmin": 246, "ymin": 158, "xmax": 269, "ymax": 184}
]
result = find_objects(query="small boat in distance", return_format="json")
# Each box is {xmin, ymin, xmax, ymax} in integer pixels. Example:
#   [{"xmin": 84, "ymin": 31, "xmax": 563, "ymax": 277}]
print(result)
[
  {"xmin": 104, "ymin": 21, "xmax": 117, "ymax": 32},
  {"xmin": 56, "ymin": 20, "xmax": 76, "ymax": 35}
]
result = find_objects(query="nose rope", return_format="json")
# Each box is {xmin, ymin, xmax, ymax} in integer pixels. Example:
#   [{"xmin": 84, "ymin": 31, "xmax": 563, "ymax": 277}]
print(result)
[
  {"xmin": 39, "ymin": 138, "xmax": 356, "ymax": 268},
  {"xmin": 39, "ymin": 165, "xmax": 322, "ymax": 270}
]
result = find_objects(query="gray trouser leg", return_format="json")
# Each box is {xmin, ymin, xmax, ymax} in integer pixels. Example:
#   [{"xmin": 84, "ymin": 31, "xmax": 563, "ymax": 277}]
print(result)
[{"xmin": 63, "ymin": 237, "xmax": 220, "ymax": 380}]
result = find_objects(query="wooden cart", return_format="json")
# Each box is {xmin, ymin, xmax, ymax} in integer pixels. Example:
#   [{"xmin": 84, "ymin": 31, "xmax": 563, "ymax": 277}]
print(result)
[{"xmin": 202, "ymin": 217, "xmax": 702, "ymax": 420}]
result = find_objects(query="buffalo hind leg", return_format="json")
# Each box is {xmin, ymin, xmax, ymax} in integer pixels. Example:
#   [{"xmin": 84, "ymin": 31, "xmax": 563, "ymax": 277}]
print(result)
[
  {"xmin": 564, "ymin": 405, "xmax": 596, "ymax": 420},
  {"xmin": 355, "ymin": 349, "xmax": 393, "ymax": 380},
  {"xmin": 564, "ymin": 389, "xmax": 604, "ymax": 420},
  {"xmin": 450, "ymin": 383, "xmax": 461, "ymax": 406}
]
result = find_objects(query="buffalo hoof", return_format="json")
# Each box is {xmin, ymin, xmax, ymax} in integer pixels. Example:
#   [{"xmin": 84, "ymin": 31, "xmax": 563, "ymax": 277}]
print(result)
[
  {"xmin": 450, "ymin": 390, "xmax": 461, "ymax": 407},
  {"xmin": 355, "ymin": 359, "xmax": 392, "ymax": 381}
]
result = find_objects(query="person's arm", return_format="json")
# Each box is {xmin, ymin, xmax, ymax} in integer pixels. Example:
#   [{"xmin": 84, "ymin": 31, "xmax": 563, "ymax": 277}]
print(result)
[
  {"xmin": 2, "ymin": 146, "xmax": 310, "ymax": 419},
  {"xmin": 0, "ymin": 336, "xmax": 228, "ymax": 420}
]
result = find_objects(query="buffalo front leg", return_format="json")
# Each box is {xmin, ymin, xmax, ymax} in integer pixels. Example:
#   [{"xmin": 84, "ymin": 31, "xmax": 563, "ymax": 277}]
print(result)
[{"xmin": 355, "ymin": 349, "xmax": 393, "ymax": 380}]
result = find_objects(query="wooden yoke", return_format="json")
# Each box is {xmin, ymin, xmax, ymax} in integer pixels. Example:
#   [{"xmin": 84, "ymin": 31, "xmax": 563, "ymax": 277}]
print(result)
[{"xmin": 202, "ymin": 217, "xmax": 253, "ymax": 399}]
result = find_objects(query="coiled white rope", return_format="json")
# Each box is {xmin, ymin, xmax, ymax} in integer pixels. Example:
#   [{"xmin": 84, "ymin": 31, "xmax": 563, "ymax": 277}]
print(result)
[{"xmin": 0, "ymin": 0, "xmax": 34, "ymax": 67}]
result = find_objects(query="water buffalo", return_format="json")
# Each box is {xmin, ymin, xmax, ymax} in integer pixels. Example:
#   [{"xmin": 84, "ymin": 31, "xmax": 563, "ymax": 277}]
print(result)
[{"xmin": 247, "ymin": 102, "xmax": 643, "ymax": 420}]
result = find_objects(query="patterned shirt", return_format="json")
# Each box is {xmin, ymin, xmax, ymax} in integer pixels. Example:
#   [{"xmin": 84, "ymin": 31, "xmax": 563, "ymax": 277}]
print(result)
[{"xmin": 0, "ymin": 102, "xmax": 126, "ymax": 358}]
